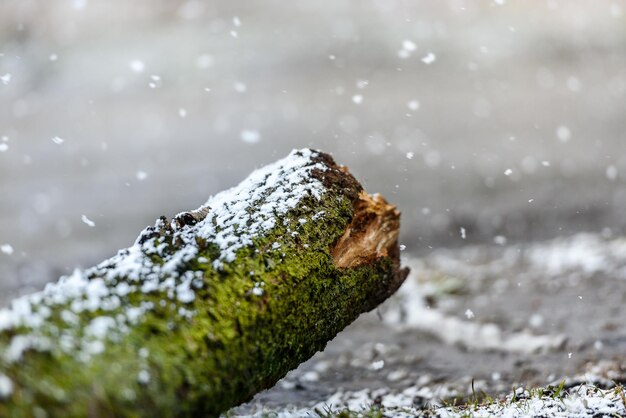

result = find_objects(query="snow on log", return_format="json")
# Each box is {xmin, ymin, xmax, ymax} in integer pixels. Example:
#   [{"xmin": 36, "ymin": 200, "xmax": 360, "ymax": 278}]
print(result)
[{"xmin": 0, "ymin": 149, "xmax": 408, "ymax": 417}]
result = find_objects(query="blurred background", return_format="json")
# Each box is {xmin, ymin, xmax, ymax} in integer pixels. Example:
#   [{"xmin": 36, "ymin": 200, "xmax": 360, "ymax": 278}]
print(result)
[
  {"xmin": 1, "ymin": 0, "xmax": 625, "ymax": 299},
  {"xmin": 2, "ymin": 0, "xmax": 626, "ymax": 412},
  {"xmin": 1, "ymin": 0, "xmax": 625, "ymax": 298}
]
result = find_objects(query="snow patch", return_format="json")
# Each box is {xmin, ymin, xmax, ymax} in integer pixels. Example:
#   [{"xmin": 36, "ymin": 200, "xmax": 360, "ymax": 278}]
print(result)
[
  {"xmin": 0, "ymin": 374, "xmax": 12, "ymax": 398},
  {"xmin": 383, "ymin": 261, "xmax": 565, "ymax": 354},
  {"xmin": 240, "ymin": 383, "xmax": 626, "ymax": 418}
]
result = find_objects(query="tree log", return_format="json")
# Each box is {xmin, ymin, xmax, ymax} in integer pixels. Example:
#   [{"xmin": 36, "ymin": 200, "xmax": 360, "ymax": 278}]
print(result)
[{"xmin": 0, "ymin": 149, "xmax": 408, "ymax": 417}]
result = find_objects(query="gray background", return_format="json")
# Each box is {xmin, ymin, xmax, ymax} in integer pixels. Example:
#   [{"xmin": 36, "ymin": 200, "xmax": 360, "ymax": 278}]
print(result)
[{"xmin": 0, "ymin": 1, "xmax": 625, "ymax": 306}]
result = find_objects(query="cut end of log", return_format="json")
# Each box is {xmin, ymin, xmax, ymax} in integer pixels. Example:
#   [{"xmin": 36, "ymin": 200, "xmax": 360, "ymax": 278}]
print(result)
[{"xmin": 331, "ymin": 191, "xmax": 400, "ymax": 269}]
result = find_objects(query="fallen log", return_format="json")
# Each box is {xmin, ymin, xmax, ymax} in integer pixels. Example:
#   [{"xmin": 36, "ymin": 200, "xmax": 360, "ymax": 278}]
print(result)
[{"xmin": 0, "ymin": 149, "xmax": 408, "ymax": 417}]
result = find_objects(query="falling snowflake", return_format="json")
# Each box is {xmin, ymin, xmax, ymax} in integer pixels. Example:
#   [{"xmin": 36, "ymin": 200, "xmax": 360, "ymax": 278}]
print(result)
[
  {"xmin": 129, "ymin": 60, "xmax": 145, "ymax": 74},
  {"xmin": 240, "ymin": 130, "xmax": 261, "ymax": 144},
  {"xmin": 233, "ymin": 82, "xmax": 247, "ymax": 93},
  {"xmin": 556, "ymin": 125, "xmax": 571, "ymax": 142},
  {"xmin": 81, "ymin": 215, "xmax": 96, "ymax": 227},
  {"xmin": 421, "ymin": 53, "xmax": 436, "ymax": 64}
]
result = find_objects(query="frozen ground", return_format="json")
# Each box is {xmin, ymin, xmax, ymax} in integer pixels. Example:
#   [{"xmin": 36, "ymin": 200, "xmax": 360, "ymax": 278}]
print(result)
[
  {"xmin": 236, "ymin": 383, "xmax": 626, "ymax": 417},
  {"xmin": 1, "ymin": 1, "xmax": 626, "ymax": 416}
]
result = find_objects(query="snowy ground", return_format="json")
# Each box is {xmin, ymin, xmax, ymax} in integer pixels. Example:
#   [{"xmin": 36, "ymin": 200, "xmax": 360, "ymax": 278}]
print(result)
[{"xmin": 236, "ymin": 383, "xmax": 626, "ymax": 417}]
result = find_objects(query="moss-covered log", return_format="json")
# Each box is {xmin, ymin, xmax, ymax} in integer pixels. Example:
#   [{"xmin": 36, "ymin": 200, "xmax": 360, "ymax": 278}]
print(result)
[{"xmin": 0, "ymin": 149, "xmax": 408, "ymax": 417}]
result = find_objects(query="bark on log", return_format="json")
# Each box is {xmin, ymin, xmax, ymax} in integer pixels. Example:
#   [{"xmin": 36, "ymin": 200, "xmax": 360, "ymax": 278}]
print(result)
[{"xmin": 0, "ymin": 149, "xmax": 408, "ymax": 417}]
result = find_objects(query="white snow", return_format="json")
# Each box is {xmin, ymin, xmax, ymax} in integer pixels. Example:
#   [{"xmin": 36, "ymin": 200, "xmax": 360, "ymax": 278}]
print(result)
[
  {"xmin": 437, "ymin": 384, "xmax": 626, "ymax": 418},
  {"xmin": 398, "ymin": 40, "xmax": 417, "ymax": 59},
  {"xmin": 138, "ymin": 370, "xmax": 151, "ymax": 384},
  {"xmin": 524, "ymin": 233, "xmax": 626, "ymax": 278},
  {"xmin": 352, "ymin": 94, "xmax": 364, "ymax": 104},
  {"xmin": 0, "ymin": 374, "xmax": 13, "ymax": 398},
  {"xmin": 0, "ymin": 143, "xmax": 8, "ymax": 152},
  {"xmin": 300, "ymin": 371, "xmax": 319, "ymax": 382},
  {"xmin": 136, "ymin": 170, "xmax": 148, "ymax": 181},
  {"xmin": 494, "ymin": 235, "xmax": 507, "ymax": 245},
  {"xmin": 1, "ymin": 244, "xmax": 13, "ymax": 255},
  {"xmin": 251, "ymin": 282, "xmax": 264, "ymax": 296},
  {"xmin": 81, "ymin": 215, "xmax": 96, "ymax": 227},
  {"xmin": 407, "ymin": 100, "xmax": 420, "ymax": 111},
  {"xmin": 85, "ymin": 316, "xmax": 116, "ymax": 339},
  {"xmin": 556, "ymin": 125, "xmax": 571, "ymax": 142},
  {"xmin": 0, "ymin": 73, "xmax": 11, "ymax": 85},
  {"xmin": 402, "ymin": 40, "xmax": 416, "ymax": 51},
  {"xmin": 129, "ymin": 60, "xmax": 145, "ymax": 74},
  {"xmin": 4, "ymin": 335, "xmax": 51, "ymax": 363},
  {"xmin": 606, "ymin": 165, "xmax": 618, "ymax": 180},
  {"xmin": 51, "ymin": 136, "xmax": 65, "ymax": 144},
  {"xmin": 421, "ymin": 53, "xmax": 436, "ymax": 64},
  {"xmin": 240, "ymin": 383, "xmax": 626, "ymax": 418},
  {"xmin": 370, "ymin": 360, "xmax": 385, "ymax": 370},
  {"xmin": 176, "ymin": 281, "xmax": 195, "ymax": 303},
  {"xmin": 240, "ymin": 129, "xmax": 261, "ymax": 144},
  {"xmin": 190, "ymin": 148, "xmax": 325, "ymax": 264},
  {"xmin": 383, "ymin": 261, "xmax": 565, "ymax": 355}
]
